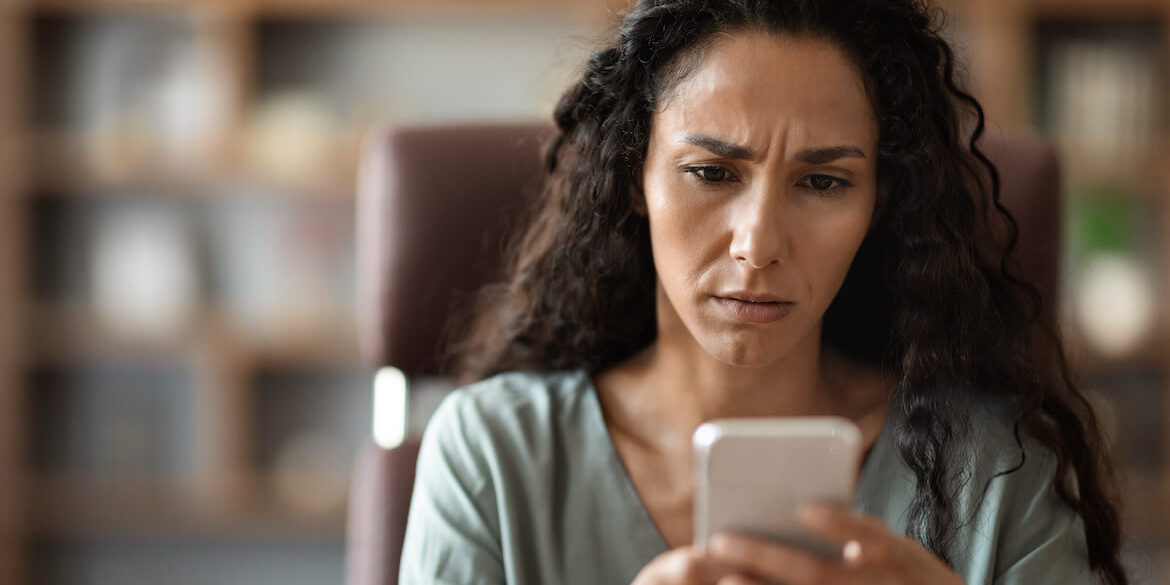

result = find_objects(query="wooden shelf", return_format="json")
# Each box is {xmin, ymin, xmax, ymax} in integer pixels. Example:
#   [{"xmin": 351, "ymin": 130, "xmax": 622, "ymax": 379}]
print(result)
[
  {"xmin": 27, "ymin": 303, "xmax": 192, "ymax": 367},
  {"xmin": 30, "ymin": 137, "xmax": 232, "ymax": 197},
  {"xmin": 27, "ymin": 474, "xmax": 346, "ymax": 542},
  {"xmin": 30, "ymin": 134, "xmax": 358, "ymax": 199},
  {"xmin": 1065, "ymin": 331, "xmax": 1170, "ymax": 377},
  {"xmin": 25, "ymin": 0, "xmax": 629, "ymax": 19},
  {"xmin": 31, "ymin": 168, "xmax": 357, "ymax": 200},
  {"xmin": 27, "ymin": 303, "xmax": 360, "ymax": 370},
  {"xmin": 255, "ymin": 0, "xmax": 628, "ymax": 21},
  {"xmin": 1058, "ymin": 145, "xmax": 1168, "ymax": 199},
  {"xmin": 1025, "ymin": 0, "xmax": 1169, "ymax": 20},
  {"xmin": 29, "ymin": 0, "xmax": 223, "ymax": 16},
  {"xmin": 1117, "ymin": 469, "xmax": 1170, "ymax": 541},
  {"xmin": 255, "ymin": 0, "xmax": 588, "ymax": 19}
]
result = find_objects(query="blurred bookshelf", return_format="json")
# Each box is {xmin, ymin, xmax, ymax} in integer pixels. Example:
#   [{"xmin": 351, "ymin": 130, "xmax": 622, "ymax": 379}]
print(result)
[{"xmin": 1, "ymin": 0, "xmax": 612, "ymax": 584}]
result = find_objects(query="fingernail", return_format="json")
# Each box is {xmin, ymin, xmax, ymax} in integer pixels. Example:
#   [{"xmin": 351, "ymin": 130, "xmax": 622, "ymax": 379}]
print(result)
[{"xmin": 709, "ymin": 534, "xmax": 732, "ymax": 554}]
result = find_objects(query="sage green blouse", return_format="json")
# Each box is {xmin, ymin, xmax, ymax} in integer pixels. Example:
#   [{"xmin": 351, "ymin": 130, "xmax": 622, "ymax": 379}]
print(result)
[{"xmin": 399, "ymin": 370, "xmax": 1091, "ymax": 584}]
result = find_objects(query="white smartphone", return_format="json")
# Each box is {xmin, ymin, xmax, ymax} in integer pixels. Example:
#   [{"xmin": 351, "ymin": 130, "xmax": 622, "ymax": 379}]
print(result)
[{"xmin": 692, "ymin": 417, "xmax": 862, "ymax": 558}]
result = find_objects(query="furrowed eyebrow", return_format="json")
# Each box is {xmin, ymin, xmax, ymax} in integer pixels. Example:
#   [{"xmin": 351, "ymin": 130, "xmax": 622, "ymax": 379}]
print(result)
[
  {"xmin": 681, "ymin": 135, "xmax": 867, "ymax": 164},
  {"xmin": 681, "ymin": 134, "xmax": 755, "ymax": 160},
  {"xmin": 795, "ymin": 145, "xmax": 867, "ymax": 164}
]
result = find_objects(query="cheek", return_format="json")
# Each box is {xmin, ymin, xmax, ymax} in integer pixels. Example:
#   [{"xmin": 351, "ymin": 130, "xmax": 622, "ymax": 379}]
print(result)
[
  {"xmin": 799, "ymin": 209, "xmax": 873, "ymax": 294},
  {"xmin": 644, "ymin": 183, "xmax": 721, "ymax": 274}
]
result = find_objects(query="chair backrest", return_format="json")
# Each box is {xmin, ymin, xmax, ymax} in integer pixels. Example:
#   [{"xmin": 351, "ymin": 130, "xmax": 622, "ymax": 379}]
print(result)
[
  {"xmin": 346, "ymin": 123, "xmax": 1062, "ymax": 585},
  {"xmin": 347, "ymin": 123, "xmax": 550, "ymax": 585},
  {"xmin": 985, "ymin": 132, "xmax": 1062, "ymax": 317},
  {"xmin": 356, "ymin": 123, "xmax": 552, "ymax": 377}
]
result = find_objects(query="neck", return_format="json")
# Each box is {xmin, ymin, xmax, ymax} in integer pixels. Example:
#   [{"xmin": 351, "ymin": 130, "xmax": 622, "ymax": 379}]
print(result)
[
  {"xmin": 652, "ymin": 333, "xmax": 839, "ymax": 425},
  {"xmin": 599, "ymin": 324, "xmax": 850, "ymax": 460}
]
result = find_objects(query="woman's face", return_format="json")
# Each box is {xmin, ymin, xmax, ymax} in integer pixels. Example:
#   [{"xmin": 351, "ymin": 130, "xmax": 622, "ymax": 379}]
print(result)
[{"xmin": 641, "ymin": 33, "xmax": 879, "ymax": 367}]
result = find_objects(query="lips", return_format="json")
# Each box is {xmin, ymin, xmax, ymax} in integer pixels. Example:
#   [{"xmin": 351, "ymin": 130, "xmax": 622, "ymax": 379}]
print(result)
[
  {"xmin": 721, "ymin": 291, "xmax": 787, "ymax": 304},
  {"xmin": 714, "ymin": 292, "xmax": 794, "ymax": 324}
]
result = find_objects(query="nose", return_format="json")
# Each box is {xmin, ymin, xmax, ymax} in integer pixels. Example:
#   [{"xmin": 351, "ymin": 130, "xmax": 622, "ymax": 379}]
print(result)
[{"xmin": 728, "ymin": 186, "xmax": 788, "ymax": 269}]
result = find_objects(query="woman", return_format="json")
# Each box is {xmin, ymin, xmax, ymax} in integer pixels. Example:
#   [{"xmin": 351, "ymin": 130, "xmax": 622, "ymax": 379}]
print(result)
[{"xmin": 400, "ymin": 1, "xmax": 1127, "ymax": 584}]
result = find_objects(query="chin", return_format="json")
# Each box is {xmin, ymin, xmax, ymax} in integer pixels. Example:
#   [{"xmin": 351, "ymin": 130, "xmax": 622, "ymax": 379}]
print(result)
[{"xmin": 700, "ymin": 335, "xmax": 785, "ymax": 368}]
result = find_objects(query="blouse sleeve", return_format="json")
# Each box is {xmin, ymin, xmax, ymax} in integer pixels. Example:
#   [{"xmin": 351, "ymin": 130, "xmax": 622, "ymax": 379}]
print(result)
[
  {"xmin": 399, "ymin": 391, "xmax": 507, "ymax": 585},
  {"xmin": 989, "ymin": 438, "xmax": 1093, "ymax": 585}
]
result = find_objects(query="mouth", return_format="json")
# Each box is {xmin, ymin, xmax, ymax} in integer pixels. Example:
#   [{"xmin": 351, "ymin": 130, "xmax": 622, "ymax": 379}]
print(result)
[
  {"xmin": 719, "ymin": 291, "xmax": 789, "ymax": 304},
  {"xmin": 713, "ymin": 292, "xmax": 794, "ymax": 324}
]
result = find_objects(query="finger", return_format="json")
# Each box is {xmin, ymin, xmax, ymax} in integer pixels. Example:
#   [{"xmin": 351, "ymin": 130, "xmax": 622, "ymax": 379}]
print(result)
[
  {"xmin": 708, "ymin": 533, "xmax": 846, "ymax": 585},
  {"xmin": 798, "ymin": 505, "xmax": 905, "ymax": 568},
  {"xmin": 654, "ymin": 546, "xmax": 740, "ymax": 584},
  {"xmin": 799, "ymin": 503, "xmax": 890, "ymax": 544},
  {"xmin": 716, "ymin": 575, "xmax": 766, "ymax": 585}
]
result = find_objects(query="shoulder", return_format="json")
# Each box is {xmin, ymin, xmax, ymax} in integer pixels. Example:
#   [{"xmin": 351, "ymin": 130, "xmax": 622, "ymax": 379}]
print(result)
[
  {"xmin": 411, "ymin": 369, "xmax": 593, "ymax": 512},
  {"xmin": 403, "ymin": 370, "xmax": 592, "ymax": 583},
  {"xmin": 960, "ymin": 395, "xmax": 1058, "ymax": 489},
  {"xmin": 952, "ymin": 394, "xmax": 1061, "ymax": 513},
  {"xmin": 426, "ymin": 369, "xmax": 593, "ymax": 439},
  {"xmin": 441, "ymin": 369, "xmax": 592, "ymax": 412},
  {"xmin": 420, "ymin": 369, "xmax": 594, "ymax": 472},
  {"xmin": 947, "ymin": 395, "xmax": 1091, "ymax": 584},
  {"xmin": 889, "ymin": 393, "xmax": 1051, "ymax": 489}
]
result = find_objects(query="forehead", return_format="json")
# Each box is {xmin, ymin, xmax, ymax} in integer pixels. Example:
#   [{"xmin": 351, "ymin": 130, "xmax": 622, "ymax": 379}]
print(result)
[{"xmin": 654, "ymin": 33, "xmax": 877, "ymax": 152}]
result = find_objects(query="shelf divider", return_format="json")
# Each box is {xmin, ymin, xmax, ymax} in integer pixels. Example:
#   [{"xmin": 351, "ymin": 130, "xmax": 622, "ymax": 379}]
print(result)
[
  {"xmin": 0, "ymin": 11, "xmax": 28, "ymax": 585},
  {"xmin": 192, "ymin": 316, "xmax": 258, "ymax": 511}
]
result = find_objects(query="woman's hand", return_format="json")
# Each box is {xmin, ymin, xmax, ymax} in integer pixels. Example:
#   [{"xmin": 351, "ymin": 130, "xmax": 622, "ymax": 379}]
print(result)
[
  {"xmin": 630, "ymin": 504, "xmax": 966, "ymax": 585},
  {"xmin": 629, "ymin": 545, "xmax": 749, "ymax": 585}
]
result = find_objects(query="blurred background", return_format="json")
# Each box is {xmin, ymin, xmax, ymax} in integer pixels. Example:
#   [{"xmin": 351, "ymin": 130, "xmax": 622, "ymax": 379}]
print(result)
[{"xmin": 0, "ymin": 0, "xmax": 1165, "ymax": 583}]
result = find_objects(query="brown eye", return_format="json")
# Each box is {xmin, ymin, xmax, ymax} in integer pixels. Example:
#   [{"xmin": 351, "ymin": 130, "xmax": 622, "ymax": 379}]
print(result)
[
  {"xmin": 808, "ymin": 174, "xmax": 837, "ymax": 190},
  {"xmin": 798, "ymin": 174, "xmax": 851, "ymax": 193},
  {"xmin": 685, "ymin": 165, "xmax": 735, "ymax": 184}
]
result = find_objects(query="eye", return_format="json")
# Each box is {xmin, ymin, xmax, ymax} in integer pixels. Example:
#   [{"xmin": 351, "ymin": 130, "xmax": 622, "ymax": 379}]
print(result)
[
  {"xmin": 684, "ymin": 165, "xmax": 738, "ymax": 185},
  {"xmin": 798, "ymin": 173, "xmax": 851, "ymax": 193}
]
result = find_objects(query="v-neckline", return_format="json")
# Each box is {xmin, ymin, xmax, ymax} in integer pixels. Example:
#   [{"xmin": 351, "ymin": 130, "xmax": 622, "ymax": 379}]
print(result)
[
  {"xmin": 582, "ymin": 373, "xmax": 673, "ymax": 554},
  {"xmin": 581, "ymin": 371, "xmax": 897, "ymax": 556}
]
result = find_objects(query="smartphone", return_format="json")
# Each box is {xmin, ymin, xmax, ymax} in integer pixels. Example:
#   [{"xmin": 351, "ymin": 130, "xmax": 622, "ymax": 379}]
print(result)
[{"xmin": 692, "ymin": 417, "xmax": 862, "ymax": 558}]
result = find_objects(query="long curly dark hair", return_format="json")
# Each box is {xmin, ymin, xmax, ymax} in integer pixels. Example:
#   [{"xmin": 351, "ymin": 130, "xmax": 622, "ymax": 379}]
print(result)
[{"xmin": 449, "ymin": 0, "xmax": 1125, "ymax": 582}]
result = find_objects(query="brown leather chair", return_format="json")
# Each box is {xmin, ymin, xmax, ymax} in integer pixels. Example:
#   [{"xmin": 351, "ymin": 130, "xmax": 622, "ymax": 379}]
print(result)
[
  {"xmin": 347, "ymin": 123, "xmax": 551, "ymax": 585},
  {"xmin": 344, "ymin": 123, "xmax": 1061, "ymax": 585}
]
